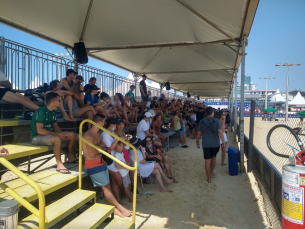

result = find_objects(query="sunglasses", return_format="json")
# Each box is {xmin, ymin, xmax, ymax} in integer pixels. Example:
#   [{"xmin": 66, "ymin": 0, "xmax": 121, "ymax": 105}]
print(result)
[{"xmin": 146, "ymin": 139, "xmax": 152, "ymax": 142}]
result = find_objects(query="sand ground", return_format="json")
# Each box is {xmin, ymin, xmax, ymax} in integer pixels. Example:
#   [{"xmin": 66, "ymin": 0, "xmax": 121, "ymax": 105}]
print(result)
[
  {"xmin": 2, "ymin": 130, "xmax": 270, "ymax": 228},
  {"xmin": 97, "ymin": 131, "xmax": 270, "ymax": 229}
]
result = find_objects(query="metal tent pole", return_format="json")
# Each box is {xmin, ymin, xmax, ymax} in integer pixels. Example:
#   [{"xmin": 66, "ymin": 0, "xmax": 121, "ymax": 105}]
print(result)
[
  {"xmin": 239, "ymin": 38, "xmax": 247, "ymax": 173},
  {"xmin": 234, "ymin": 74, "xmax": 238, "ymax": 141}
]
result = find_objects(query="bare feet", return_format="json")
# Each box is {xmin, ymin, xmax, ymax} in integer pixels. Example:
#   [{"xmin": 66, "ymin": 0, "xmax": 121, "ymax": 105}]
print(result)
[
  {"xmin": 173, "ymin": 178, "xmax": 178, "ymax": 183},
  {"xmin": 63, "ymin": 114, "xmax": 72, "ymax": 122},
  {"xmin": 161, "ymin": 188, "xmax": 173, "ymax": 192},
  {"xmin": 207, "ymin": 179, "xmax": 211, "ymax": 183},
  {"xmin": 114, "ymin": 208, "xmax": 124, "ymax": 218},
  {"xmin": 117, "ymin": 206, "xmax": 132, "ymax": 217},
  {"xmin": 211, "ymin": 173, "xmax": 215, "ymax": 178},
  {"xmin": 165, "ymin": 178, "xmax": 174, "ymax": 183},
  {"xmin": 221, "ymin": 163, "xmax": 227, "ymax": 166},
  {"xmin": 69, "ymin": 115, "xmax": 76, "ymax": 122}
]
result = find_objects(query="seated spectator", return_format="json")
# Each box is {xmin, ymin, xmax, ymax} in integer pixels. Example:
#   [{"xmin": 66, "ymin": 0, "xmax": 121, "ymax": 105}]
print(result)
[
  {"xmin": 0, "ymin": 70, "xmax": 39, "ymax": 111},
  {"xmin": 99, "ymin": 92, "xmax": 121, "ymax": 118},
  {"xmin": 73, "ymin": 75, "xmax": 85, "ymax": 107},
  {"xmin": 84, "ymin": 86, "xmax": 108, "ymax": 115},
  {"xmin": 151, "ymin": 113, "xmax": 166, "ymax": 144},
  {"xmin": 147, "ymin": 90, "xmax": 152, "ymax": 99},
  {"xmin": 48, "ymin": 80, "xmax": 96, "ymax": 124},
  {"xmin": 137, "ymin": 112, "xmax": 162, "ymax": 149},
  {"xmin": 145, "ymin": 136, "xmax": 178, "ymax": 183},
  {"xmin": 173, "ymin": 111, "xmax": 188, "ymax": 148},
  {"xmin": 115, "ymin": 141, "xmax": 134, "ymax": 203},
  {"xmin": 124, "ymin": 93, "xmax": 139, "ymax": 124},
  {"xmin": 129, "ymin": 136, "xmax": 173, "ymax": 192},
  {"xmin": 158, "ymin": 93, "xmax": 165, "ymax": 102},
  {"xmin": 31, "ymin": 92, "xmax": 77, "ymax": 174},
  {"xmin": 84, "ymin": 77, "xmax": 97, "ymax": 93},
  {"xmin": 60, "ymin": 69, "xmax": 81, "ymax": 101},
  {"xmin": 0, "ymin": 146, "xmax": 9, "ymax": 157},
  {"xmin": 82, "ymin": 114, "xmax": 131, "ymax": 217},
  {"xmin": 102, "ymin": 117, "xmax": 125, "ymax": 204},
  {"xmin": 113, "ymin": 93, "xmax": 133, "ymax": 125}
]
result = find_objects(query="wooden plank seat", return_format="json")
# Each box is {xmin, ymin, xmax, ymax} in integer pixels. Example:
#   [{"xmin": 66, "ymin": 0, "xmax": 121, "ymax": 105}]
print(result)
[
  {"xmin": 0, "ymin": 170, "xmax": 77, "ymax": 204},
  {"xmin": 0, "ymin": 118, "xmax": 85, "ymax": 127},
  {"xmin": 162, "ymin": 131, "xmax": 177, "ymax": 151}
]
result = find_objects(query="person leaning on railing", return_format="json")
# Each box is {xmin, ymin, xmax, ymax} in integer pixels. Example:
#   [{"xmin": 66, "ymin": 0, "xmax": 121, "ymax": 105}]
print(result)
[
  {"xmin": 82, "ymin": 114, "xmax": 131, "ymax": 218},
  {"xmin": 0, "ymin": 70, "xmax": 39, "ymax": 111},
  {"xmin": 31, "ymin": 92, "xmax": 77, "ymax": 174}
]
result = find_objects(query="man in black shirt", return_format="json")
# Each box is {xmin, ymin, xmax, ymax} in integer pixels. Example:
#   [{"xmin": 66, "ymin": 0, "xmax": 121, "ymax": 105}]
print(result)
[
  {"xmin": 139, "ymin": 75, "xmax": 148, "ymax": 101},
  {"xmin": 195, "ymin": 107, "xmax": 205, "ymax": 126},
  {"xmin": 84, "ymin": 77, "xmax": 97, "ymax": 93}
]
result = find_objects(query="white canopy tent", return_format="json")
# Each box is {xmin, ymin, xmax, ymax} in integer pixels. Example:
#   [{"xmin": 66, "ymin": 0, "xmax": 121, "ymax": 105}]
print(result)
[
  {"xmin": 271, "ymin": 89, "xmax": 285, "ymax": 104},
  {"xmin": 289, "ymin": 92, "xmax": 305, "ymax": 107},
  {"xmin": 0, "ymin": 0, "xmax": 259, "ymax": 98}
]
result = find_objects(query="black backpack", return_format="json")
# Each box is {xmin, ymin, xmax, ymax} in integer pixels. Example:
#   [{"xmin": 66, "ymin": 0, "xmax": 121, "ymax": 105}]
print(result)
[{"xmin": 24, "ymin": 83, "xmax": 49, "ymax": 103}]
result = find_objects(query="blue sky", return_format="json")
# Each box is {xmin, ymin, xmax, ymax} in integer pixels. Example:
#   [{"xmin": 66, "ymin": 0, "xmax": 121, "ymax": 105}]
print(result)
[{"xmin": 0, "ymin": 0, "xmax": 304, "ymax": 93}]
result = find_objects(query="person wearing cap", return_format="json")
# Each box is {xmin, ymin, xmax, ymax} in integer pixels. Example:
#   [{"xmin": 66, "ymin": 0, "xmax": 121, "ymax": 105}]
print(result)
[
  {"xmin": 60, "ymin": 69, "xmax": 77, "ymax": 92},
  {"xmin": 137, "ymin": 112, "xmax": 162, "ymax": 149},
  {"xmin": 84, "ymin": 77, "xmax": 97, "ymax": 93},
  {"xmin": 83, "ymin": 114, "xmax": 132, "ymax": 217},
  {"xmin": 84, "ymin": 85, "xmax": 109, "ymax": 116},
  {"xmin": 129, "ymin": 136, "xmax": 173, "ymax": 192},
  {"xmin": 102, "ymin": 117, "xmax": 126, "ymax": 204},
  {"xmin": 0, "ymin": 70, "xmax": 39, "ymax": 111}
]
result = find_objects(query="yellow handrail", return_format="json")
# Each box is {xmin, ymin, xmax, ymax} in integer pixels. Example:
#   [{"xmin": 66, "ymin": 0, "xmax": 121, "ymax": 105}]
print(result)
[
  {"xmin": 0, "ymin": 158, "xmax": 47, "ymax": 229},
  {"xmin": 79, "ymin": 119, "xmax": 138, "ymax": 223}
]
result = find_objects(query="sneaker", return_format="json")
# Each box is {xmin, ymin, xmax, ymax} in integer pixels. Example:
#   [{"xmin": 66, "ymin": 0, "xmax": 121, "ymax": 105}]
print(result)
[
  {"xmin": 185, "ymin": 145, "xmax": 189, "ymax": 148},
  {"xmin": 182, "ymin": 145, "xmax": 188, "ymax": 148}
]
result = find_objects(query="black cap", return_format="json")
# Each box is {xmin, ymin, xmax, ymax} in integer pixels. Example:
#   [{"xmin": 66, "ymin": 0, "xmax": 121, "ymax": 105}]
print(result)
[
  {"xmin": 142, "ymin": 74, "xmax": 147, "ymax": 78},
  {"xmin": 66, "ymin": 69, "xmax": 77, "ymax": 76},
  {"xmin": 88, "ymin": 85, "xmax": 100, "ymax": 90},
  {"xmin": 130, "ymin": 136, "xmax": 141, "ymax": 148},
  {"xmin": 106, "ymin": 117, "xmax": 119, "ymax": 124}
]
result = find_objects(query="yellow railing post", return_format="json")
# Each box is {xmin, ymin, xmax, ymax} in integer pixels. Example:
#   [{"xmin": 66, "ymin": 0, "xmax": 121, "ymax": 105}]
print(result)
[
  {"xmin": 0, "ymin": 158, "xmax": 47, "ymax": 229},
  {"xmin": 78, "ymin": 119, "xmax": 138, "ymax": 223}
]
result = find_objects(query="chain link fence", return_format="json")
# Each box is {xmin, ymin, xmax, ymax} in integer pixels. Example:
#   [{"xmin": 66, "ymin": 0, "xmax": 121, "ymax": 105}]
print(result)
[{"xmin": 234, "ymin": 102, "xmax": 305, "ymax": 228}]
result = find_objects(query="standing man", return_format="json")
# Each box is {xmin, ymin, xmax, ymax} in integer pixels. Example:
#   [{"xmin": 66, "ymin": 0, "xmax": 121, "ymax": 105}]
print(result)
[
  {"xmin": 139, "ymin": 75, "xmax": 148, "ymax": 112},
  {"xmin": 173, "ymin": 111, "xmax": 188, "ymax": 148},
  {"xmin": 31, "ymin": 92, "xmax": 77, "ymax": 174},
  {"xmin": 196, "ymin": 107, "xmax": 224, "ymax": 183}
]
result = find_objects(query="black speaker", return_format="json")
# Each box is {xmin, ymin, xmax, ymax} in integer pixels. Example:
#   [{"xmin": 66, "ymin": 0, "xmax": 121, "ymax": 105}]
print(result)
[
  {"xmin": 187, "ymin": 93, "xmax": 190, "ymax": 98},
  {"xmin": 73, "ymin": 42, "xmax": 88, "ymax": 64},
  {"xmin": 197, "ymin": 96, "xmax": 200, "ymax": 100},
  {"xmin": 165, "ymin": 82, "xmax": 170, "ymax": 90}
]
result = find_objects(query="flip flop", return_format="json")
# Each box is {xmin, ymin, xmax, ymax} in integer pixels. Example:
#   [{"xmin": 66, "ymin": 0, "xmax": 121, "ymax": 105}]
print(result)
[
  {"xmin": 56, "ymin": 169, "xmax": 71, "ymax": 174},
  {"xmin": 66, "ymin": 160, "xmax": 79, "ymax": 164}
]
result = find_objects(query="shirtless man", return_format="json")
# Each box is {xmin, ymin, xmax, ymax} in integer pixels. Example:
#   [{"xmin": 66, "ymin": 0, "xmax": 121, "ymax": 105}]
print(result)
[{"xmin": 82, "ymin": 114, "xmax": 131, "ymax": 218}]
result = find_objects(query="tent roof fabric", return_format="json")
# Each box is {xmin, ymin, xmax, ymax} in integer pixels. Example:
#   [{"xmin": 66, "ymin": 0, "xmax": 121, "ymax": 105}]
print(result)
[
  {"xmin": 289, "ymin": 92, "xmax": 305, "ymax": 106},
  {"xmin": 0, "ymin": 0, "xmax": 259, "ymax": 98}
]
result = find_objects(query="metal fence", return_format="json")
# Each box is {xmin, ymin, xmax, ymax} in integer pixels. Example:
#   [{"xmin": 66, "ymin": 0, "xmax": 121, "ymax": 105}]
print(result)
[
  {"xmin": 0, "ymin": 37, "xmax": 192, "ymax": 101},
  {"xmin": 232, "ymin": 103, "xmax": 305, "ymax": 228}
]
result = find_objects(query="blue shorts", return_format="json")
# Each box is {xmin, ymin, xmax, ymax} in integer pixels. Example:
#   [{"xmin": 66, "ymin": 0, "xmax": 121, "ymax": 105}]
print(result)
[
  {"xmin": 181, "ymin": 126, "xmax": 186, "ymax": 133},
  {"xmin": 85, "ymin": 163, "xmax": 110, "ymax": 187},
  {"xmin": 176, "ymin": 129, "xmax": 183, "ymax": 138}
]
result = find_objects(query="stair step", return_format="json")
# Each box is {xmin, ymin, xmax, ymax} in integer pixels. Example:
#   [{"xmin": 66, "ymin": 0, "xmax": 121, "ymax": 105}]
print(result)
[
  {"xmin": 0, "ymin": 170, "xmax": 77, "ymax": 203},
  {"xmin": 18, "ymin": 189, "xmax": 96, "ymax": 229},
  {"xmin": 62, "ymin": 203, "xmax": 114, "ymax": 229},
  {"xmin": 104, "ymin": 218, "xmax": 134, "ymax": 229}
]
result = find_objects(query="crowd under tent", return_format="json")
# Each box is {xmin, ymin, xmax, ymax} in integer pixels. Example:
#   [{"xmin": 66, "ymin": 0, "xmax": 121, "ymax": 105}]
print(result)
[{"xmin": 0, "ymin": 0, "xmax": 259, "ymax": 99}]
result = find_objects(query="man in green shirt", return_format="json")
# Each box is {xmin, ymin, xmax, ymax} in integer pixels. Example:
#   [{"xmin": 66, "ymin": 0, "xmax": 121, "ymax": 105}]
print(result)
[
  {"xmin": 127, "ymin": 85, "xmax": 135, "ymax": 102},
  {"xmin": 31, "ymin": 92, "xmax": 77, "ymax": 174}
]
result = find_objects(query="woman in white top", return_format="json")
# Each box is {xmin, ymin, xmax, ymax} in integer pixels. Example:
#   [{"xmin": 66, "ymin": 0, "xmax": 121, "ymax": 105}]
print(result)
[
  {"xmin": 124, "ymin": 93, "xmax": 139, "ymax": 124},
  {"xmin": 129, "ymin": 136, "xmax": 174, "ymax": 192},
  {"xmin": 218, "ymin": 113, "xmax": 228, "ymax": 166},
  {"xmin": 101, "ymin": 117, "xmax": 124, "ymax": 204},
  {"xmin": 113, "ymin": 93, "xmax": 133, "ymax": 125}
]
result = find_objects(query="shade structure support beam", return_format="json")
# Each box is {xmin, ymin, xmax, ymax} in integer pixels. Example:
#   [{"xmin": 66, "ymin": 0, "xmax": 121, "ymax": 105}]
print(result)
[
  {"xmin": 239, "ymin": 37, "xmax": 247, "ymax": 174},
  {"xmin": 234, "ymin": 71, "xmax": 238, "ymax": 142},
  {"xmin": 170, "ymin": 81, "xmax": 231, "ymax": 85},
  {"xmin": 86, "ymin": 39, "xmax": 233, "ymax": 51},
  {"xmin": 224, "ymin": 43, "xmax": 241, "ymax": 55},
  {"xmin": 79, "ymin": 0, "xmax": 94, "ymax": 42},
  {"xmin": 142, "ymin": 68, "xmax": 233, "ymax": 75},
  {"xmin": 176, "ymin": 0, "xmax": 239, "ymax": 45}
]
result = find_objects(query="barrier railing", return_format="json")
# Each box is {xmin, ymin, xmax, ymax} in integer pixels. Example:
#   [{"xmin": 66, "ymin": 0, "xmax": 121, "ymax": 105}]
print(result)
[
  {"xmin": 78, "ymin": 119, "xmax": 138, "ymax": 223},
  {"xmin": 0, "ymin": 158, "xmax": 47, "ymax": 229}
]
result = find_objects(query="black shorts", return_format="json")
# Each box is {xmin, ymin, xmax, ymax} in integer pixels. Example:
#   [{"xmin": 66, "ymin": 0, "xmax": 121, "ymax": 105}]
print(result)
[
  {"xmin": 187, "ymin": 124, "xmax": 195, "ymax": 130},
  {"xmin": 0, "ymin": 88, "xmax": 10, "ymax": 100},
  {"xmin": 203, "ymin": 147, "xmax": 220, "ymax": 160},
  {"xmin": 141, "ymin": 94, "xmax": 148, "ymax": 102}
]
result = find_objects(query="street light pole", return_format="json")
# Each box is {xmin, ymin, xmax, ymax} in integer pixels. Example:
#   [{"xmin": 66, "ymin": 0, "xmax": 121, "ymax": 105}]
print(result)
[
  {"xmin": 259, "ymin": 77, "xmax": 275, "ymax": 109},
  {"xmin": 276, "ymin": 63, "xmax": 302, "ymax": 121}
]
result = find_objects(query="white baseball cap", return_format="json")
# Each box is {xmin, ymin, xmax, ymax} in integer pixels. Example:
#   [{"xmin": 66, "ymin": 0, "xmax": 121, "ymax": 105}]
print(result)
[{"xmin": 144, "ymin": 112, "xmax": 153, "ymax": 118}]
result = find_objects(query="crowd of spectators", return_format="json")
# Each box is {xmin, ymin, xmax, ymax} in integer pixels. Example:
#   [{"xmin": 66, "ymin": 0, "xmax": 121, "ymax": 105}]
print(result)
[{"xmin": 0, "ymin": 69, "xmax": 231, "ymax": 217}]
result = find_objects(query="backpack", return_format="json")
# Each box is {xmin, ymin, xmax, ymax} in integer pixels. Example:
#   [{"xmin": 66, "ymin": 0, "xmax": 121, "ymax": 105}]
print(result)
[{"xmin": 24, "ymin": 83, "xmax": 49, "ymax": 103}]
